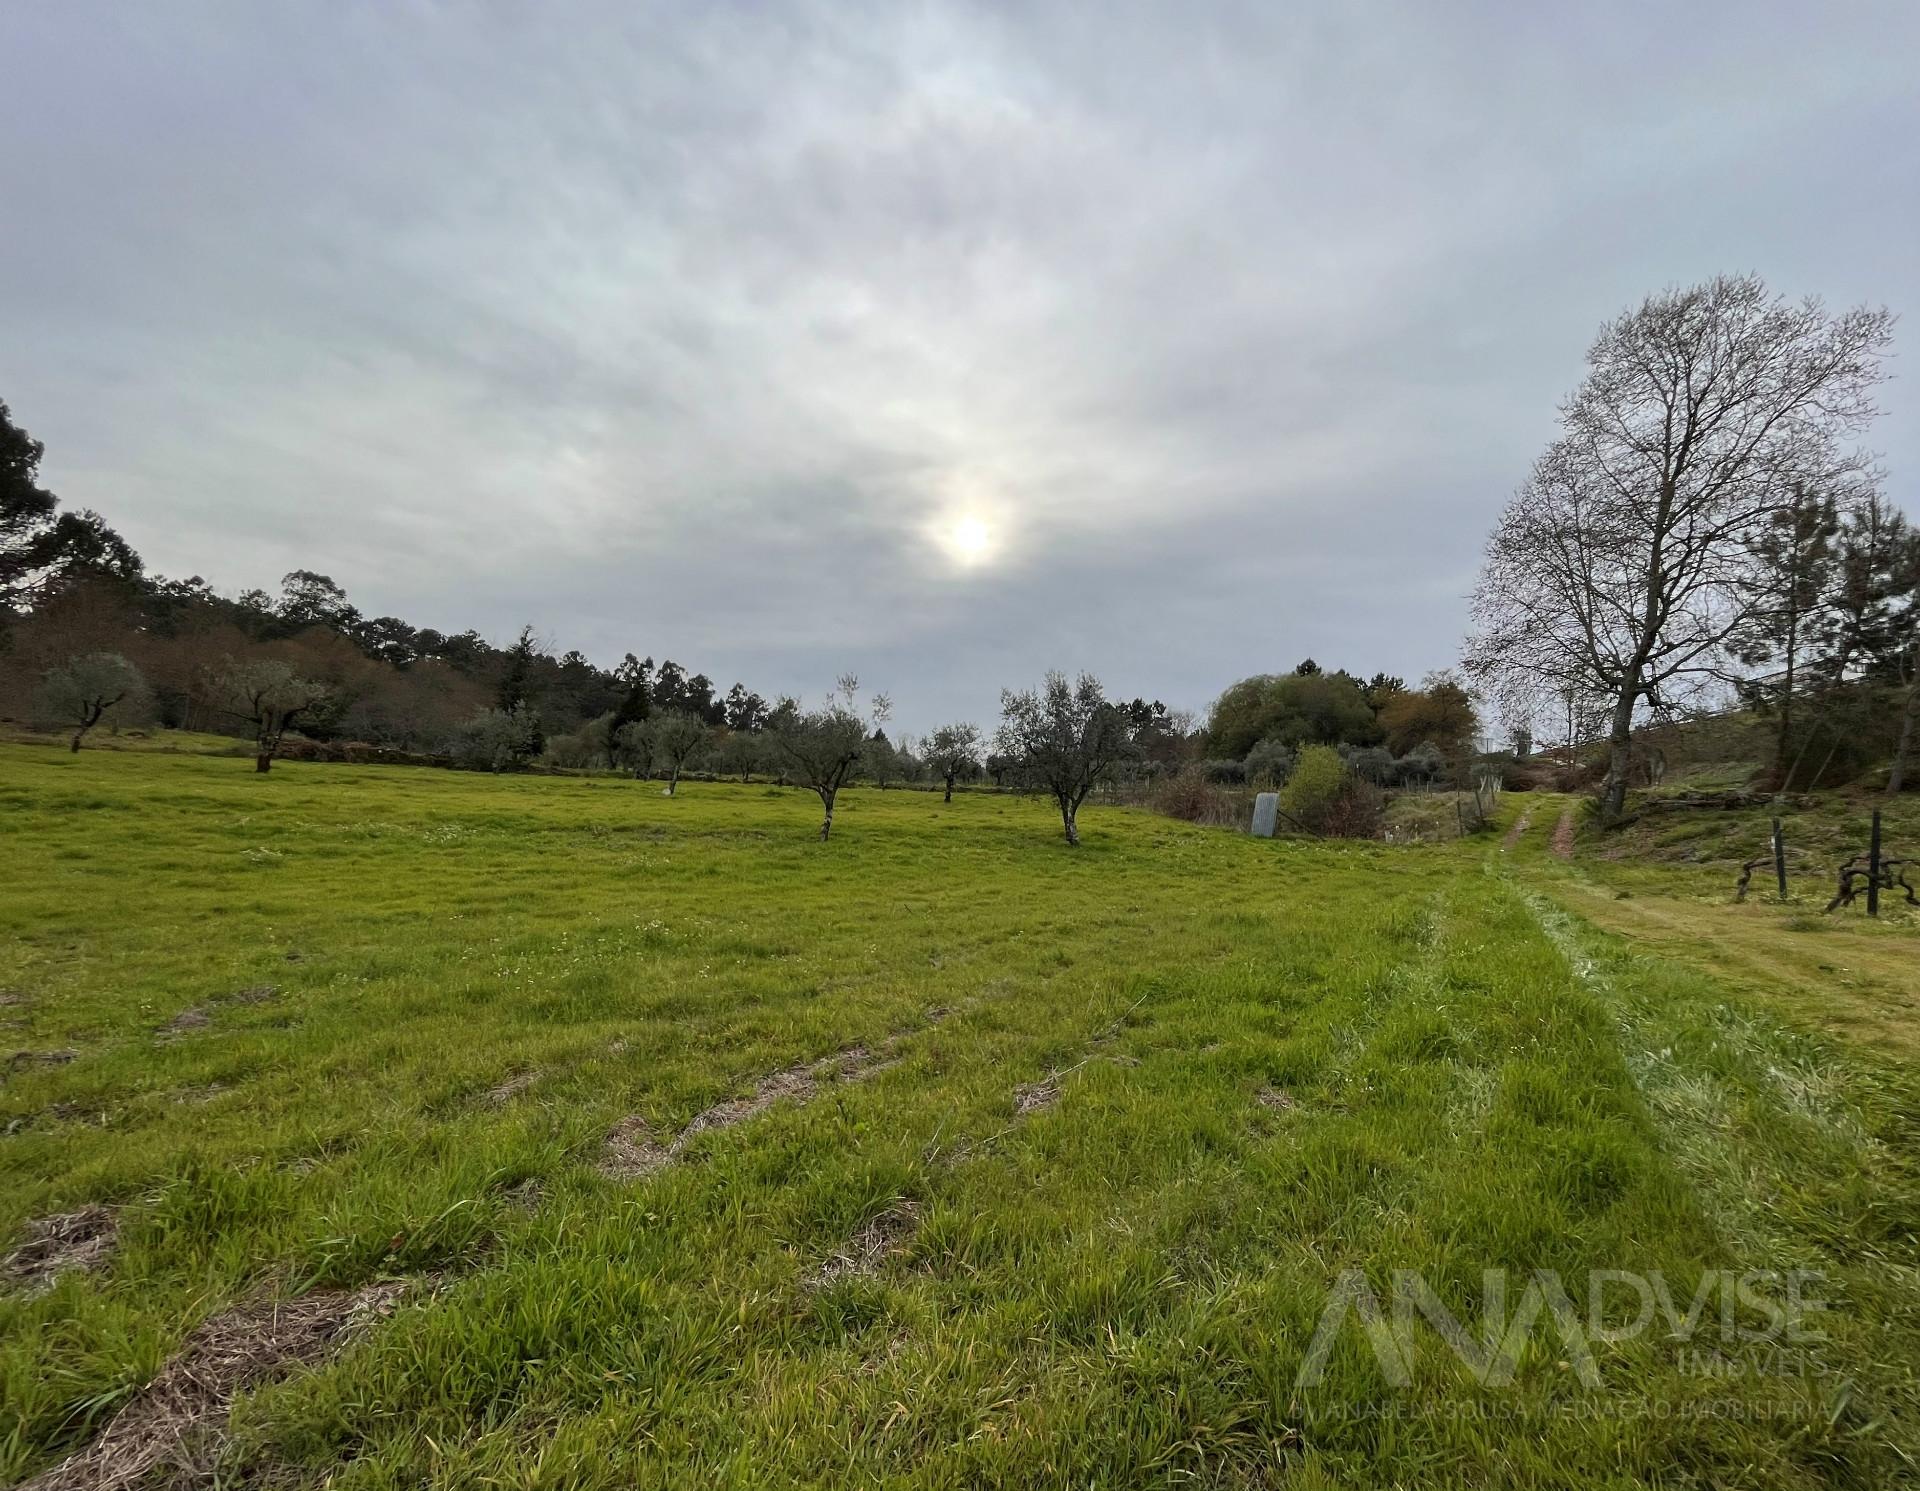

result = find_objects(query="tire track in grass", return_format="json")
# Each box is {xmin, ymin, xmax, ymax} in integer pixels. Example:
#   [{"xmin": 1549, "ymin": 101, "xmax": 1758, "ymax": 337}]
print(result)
[
  {"xmin": 1521, "ymin": 889, "xmax": 1920, "ymax": 1334},
  {"xmin": 598, "ymin": 1013, "xmax": 949, "ymax": 1181}
]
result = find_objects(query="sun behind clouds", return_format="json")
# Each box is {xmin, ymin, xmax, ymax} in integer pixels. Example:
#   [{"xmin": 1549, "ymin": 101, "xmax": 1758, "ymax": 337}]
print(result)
[{"xmin": 936, "ymin": 511, "xmax": 999, "ymax": 569}]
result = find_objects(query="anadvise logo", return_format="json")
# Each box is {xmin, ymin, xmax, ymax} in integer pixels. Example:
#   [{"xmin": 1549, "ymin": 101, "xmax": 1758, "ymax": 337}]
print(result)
[{"xmin": 1295, "ymin": 1268, "xmax": 1828, "ymax": 1389}]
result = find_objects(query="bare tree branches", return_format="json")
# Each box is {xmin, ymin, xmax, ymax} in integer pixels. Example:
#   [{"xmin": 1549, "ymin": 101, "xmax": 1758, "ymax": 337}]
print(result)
[{"xmin": 1467, "ymin": 275, "xmax": 1893, "ymax": 817}]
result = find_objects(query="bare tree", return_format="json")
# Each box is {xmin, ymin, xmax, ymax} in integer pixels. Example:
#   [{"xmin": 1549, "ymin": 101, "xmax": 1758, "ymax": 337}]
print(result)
[
  {"xmin": 210, "ymin": 659, "xmax": 329, "ymax": 772},
  {"xmin": 36, "ymin": 652, "xmax": 146, "ymax": 751},
  {"xmin": 645, "ymin": 708, "xmax": 710, "ymax": 795},
  {"xmin": 924, "ymin": 722, "xmax": 981, "ymax": 803},
  {"xmin": 997, "ymin": 671, "xmax": 1134, "ymax": 845},
  {"xmin": 1466, "ymin": 275, "xmax": 1892, "ymax": 819},
  {"xmin": 770, "ymin": 675, "xmax": 890, "ymax": 840}
]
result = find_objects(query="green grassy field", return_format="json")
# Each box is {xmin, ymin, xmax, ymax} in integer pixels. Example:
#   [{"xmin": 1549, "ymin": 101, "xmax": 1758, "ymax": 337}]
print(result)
[{"xmin": 3, "ymin": 750, "xmax": 1918, "ymax": 1488}]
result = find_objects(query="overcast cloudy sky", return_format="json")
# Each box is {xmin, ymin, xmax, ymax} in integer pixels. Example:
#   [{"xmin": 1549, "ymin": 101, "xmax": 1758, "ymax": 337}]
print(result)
[{"xmin": 3, "ymin": 3, "xmax": 1915, "ymax": 729}]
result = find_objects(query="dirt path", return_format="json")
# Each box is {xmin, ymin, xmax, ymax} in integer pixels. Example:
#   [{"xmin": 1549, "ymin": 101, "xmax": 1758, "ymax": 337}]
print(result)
[
  {"xmin": 1549, "ymin": 808, "xmax": 1576, "ymax": 860},
  {"xmin": 1501, "ymin": 809, "xmax": 1534, "ymax": 851}
]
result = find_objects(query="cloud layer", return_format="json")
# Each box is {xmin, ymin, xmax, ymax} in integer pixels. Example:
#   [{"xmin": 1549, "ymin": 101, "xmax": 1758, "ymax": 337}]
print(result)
[{"xmin": 5, "ymin": 1, "xmax": 1915, "ymax": 729}]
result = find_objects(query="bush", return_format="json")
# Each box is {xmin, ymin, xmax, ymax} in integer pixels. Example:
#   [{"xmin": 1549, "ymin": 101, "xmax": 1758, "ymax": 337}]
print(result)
[
  {"xmin": 543, "ymin": 713, "xmax": 615, "ymax": 769},
  {"xmin": 1244, "ymin": 737, "xmax": 1294, "ymax": 789},
  {"xmin": 1322, "ymin": 777, "xmax": 1385, "ymax": 838},
  {"xmin": 1395, "ymin": 741, "xmax": 1446, "ymax": 786},
  {"xmin": 1279, "ymin": 744, "xmax": 1350, "ymax": 833},
  {"xmin": 1346, "ymin": 745, "xmax": 1394, "ymax": 784},
  {"xmin": 450, "ymin": 705, "xmax": 539, "ymax": 771},
  {"xmin": 1149, "ymin": 766, "xmax": 1250, "ymax": 828},
  {"xmin": 1201, "ymin": 758, "xmax": 1247, "ymax": 785}
]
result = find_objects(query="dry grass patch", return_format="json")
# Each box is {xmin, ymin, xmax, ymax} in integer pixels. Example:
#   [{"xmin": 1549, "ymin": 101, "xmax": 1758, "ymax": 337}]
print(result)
[
  {"xmin": 6, "ymin": 1049, "xmax": 77, "ymax": 1076},
  {"xmin": 19, "ymin": 1281, "xmax": 407, "ymax": 1491},
  {"xmin": 2, "ymin": 1206, "xmax": 117, "ymax": 1296},
  {"xmin": 804, "ymin": 1201, "xmax": 922, "ymax": 1287}
]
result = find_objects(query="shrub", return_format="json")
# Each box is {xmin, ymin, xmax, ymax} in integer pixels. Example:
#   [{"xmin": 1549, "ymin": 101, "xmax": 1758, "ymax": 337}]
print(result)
[
  {"xmin": 1201, "ymin": 758, "xmax": 1247, "ymax": 785},
  {"xmin": 1149, "ymin": 766, "xmax": 1248, "ymax": 828},
  {"xmin": 1395, "ymin": 741, "xmax": 1446, "ymax": 786},
  {"xmin": 1244, "ymin": 737, "xmax": 1294, "ymax": 789},
  {"xmin": 1347, "ymin": 745, "xmax": 1395, "ymax": 784},
  {"xmin": 1322, "ymin": 777, "xmax": 1385, "ymax": 838},
  {"xmin": 450, "ymin": 705, "xmax": 538, "ymax": 772},
  {"xmin": 1279, "ymin": 744, "xmax": 1350, "ymax": 832}
]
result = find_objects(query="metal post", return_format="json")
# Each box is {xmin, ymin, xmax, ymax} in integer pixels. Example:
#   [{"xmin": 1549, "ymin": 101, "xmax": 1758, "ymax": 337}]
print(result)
[
  {"xmin": 1867, "ymin": 809, "xmax": 1882, "ymax": 918},
  {"xmin": 1771, "ymin": 817, "xmax": 1787, "ymax": 900}
]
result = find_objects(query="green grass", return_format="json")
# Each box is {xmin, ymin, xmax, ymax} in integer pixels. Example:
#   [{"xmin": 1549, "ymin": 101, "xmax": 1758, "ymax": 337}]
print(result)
[
  {"xmin": 0, "ymin": 724, "xmax": 248, "ymax": 756},
  {"xmin": 3, "ymin": 750, "xmax": 1917, "ymax": 1487}
]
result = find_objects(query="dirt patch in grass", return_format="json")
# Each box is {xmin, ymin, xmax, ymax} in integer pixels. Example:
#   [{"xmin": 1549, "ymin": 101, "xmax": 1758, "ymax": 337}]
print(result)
[
  {"xmin": 5, "ymin": 1101, "xmax": 101, "ymax": 1136},
  {"xmin": 1502, "ymin": 810, "xmax": 1533, "ymax": 850},
  {"xmin": 485, "ymin": 1071, "xmax": 539, "ymax": 1105},
  {"xmin": 224, "ymin": 984, "xmax": 280, "ymax": 1005},
  {"xmin": 499, "ymin": 1177, "xmax": 546, "ymax": 1212},
  {"xmin": 1256, "ymin": 1085, "xmax": 1296, "ymax": 1111},
  {"xmin": 6, "ymin": 1049, "xmax": 77, "ymax": 1078},
  {"xmin": 679, "ymin": 1060, "xmax": 821, "ymax": 1141},
  {"xmin": 1550, "ymin": 808, "xmax": 1577, "ymax": 860},
  {"xmin": 160, "ymin": 1007, "xmax": 213, "ymax": 1037},
  {"xmin": 805, "ymin": 1201, "xmax": 921, "ymax": 1287},
  {"xmin": 3, "ymin": 1206, "xmax": 117, "ymax": 1295},
  {"xmin": 601, "ymin": 1115, "xmax": 674, "ymax": 1180},
  {"xmin": 1013, "ymin": 1076, "xmax": 1061, "ymax": 1116},
  {"xmin": 19, "ymin": 1280, "xmax": 407, "ymax": 1491},
  {"xmin": 0, "ymin": 991, "xmax": 28, "ymax": 1008}
]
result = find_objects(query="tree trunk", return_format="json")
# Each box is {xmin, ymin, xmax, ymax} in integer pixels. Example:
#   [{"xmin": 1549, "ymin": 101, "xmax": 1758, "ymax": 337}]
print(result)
[
  {"xmin": 943, "ymin": 775, "xmax": 954, "ymax": 804},
  {"xmin": 819, "ymin": 789, "xmax": 835, "ymax": 841},
  {"xmin": 70, "ymin": 730, "xmax": 84, "ymax": 752},
  {"xmin": 1059, "ymin": 797, "xmax": 1079, "ymax": 846},
  {"xmin": 667, "ymin": 766, "xmax": 679, "ymax": 796},
  {"xmin": 1601, "ymin": 684, "xmax": 1637, "ymax": 820},
  {"xmin": 256, "ymin": 752, "xmax": 272, "ymax": 773},
  {"xmin": 1889, "ymin": 668, "xmax": 1919, "ymax": 796}
]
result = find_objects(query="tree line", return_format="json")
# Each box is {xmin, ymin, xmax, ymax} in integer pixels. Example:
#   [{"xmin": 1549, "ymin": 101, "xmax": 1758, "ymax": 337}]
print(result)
[
  {"xmin": 6, "ymin": 390, "xmax": 1504, "ymax": 847},
  {"xmin": 1, "ymin": 396, "xmax": 787, "ymax": 769}
]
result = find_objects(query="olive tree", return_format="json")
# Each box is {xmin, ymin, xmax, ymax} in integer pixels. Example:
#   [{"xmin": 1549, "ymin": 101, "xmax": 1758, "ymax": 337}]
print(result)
[
  {"xmin": 1467, "ymin": 274, "xmax": 1892, "ymax": 819},
  {"xmin": 210, "ymin": 658, "xmax": 329, "ymax": 772},
  {"xmin": 37, "ymin": 652, "xmax": 146, "ymax": 751},
  {"xmin": 716, "ymin": 728, "xmax": 768, "ymax": 782},
  {"xmin": 645, "ymin": 708, "xmax": 710, "ymax": 795},
  {"xmin": 924, "ymin": 722, "xmax": 981, "ymax": 803},
  {"xmin": 770, "ymin": 675, "xmax": 889, "ymax": 840},
  {"xmin": 996, "ymin": 671, "xmax": 1134, "ymax": 846},
  {"xmin": 452, "ymin": 705, "xmax": 538, "ymax": 771},
  {"xmin": 1243, "ymin": 736, "xmax": 1293, "ymax": 789}
]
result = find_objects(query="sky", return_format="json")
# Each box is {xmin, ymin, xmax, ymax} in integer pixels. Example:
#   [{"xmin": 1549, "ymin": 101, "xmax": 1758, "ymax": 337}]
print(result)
[{"xmin": 3, "ymin": 2, "xmax": 1916, "ymax": 733}]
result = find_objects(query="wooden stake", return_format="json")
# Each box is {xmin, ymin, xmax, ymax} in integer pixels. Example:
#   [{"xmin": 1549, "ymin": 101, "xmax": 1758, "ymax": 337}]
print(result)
[
  {"xmin": 1867, "ymin": 809, "xmax": 1882, "ymax": 918},
  {"xmin": 1771, "ymin": 817, "xmax": 1787, "ymax": 900}
]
